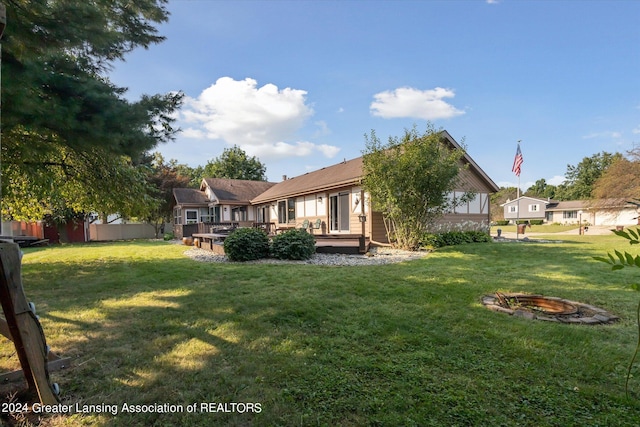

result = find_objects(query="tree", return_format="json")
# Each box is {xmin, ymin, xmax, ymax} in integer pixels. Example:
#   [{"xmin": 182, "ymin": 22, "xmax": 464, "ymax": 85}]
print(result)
[
  {"xmin": 525, "ymin": 179, "xmax": 556, "ymax": 200},
  {"xmin": 490, "ymin": 187, "xmax": 520, "ymax": 222},
  {"xmin": 203, "ymin": 146, "xmax": 267, "ymax": 181},
  {"xmin": 594, "ymin": 227, "xmax": 640, "ymax": 398},
  {"xmin": 1, "ymin": 1, "xmax": 183, "ymax": 223},
  {"xmin": 140, "ymin": 153, "xmax": 191, "ymax": 236},
  {"xmin": 362, "ymin": 125, "xmax": 471, "ymax": 251},
  {"xmin": 172, "ymin": 161, "xmax": 204, "ymax": 188},
  {"xmin": 592, "ymin": 148, "xmax": 640, "ymax": 203},
  {"xmin": 555, "ymin": 152, "xmax": 621, "ymax": 200}
]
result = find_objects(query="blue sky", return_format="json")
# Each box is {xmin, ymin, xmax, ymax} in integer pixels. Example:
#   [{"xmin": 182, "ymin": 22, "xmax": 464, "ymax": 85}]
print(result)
[{"xmin": 109, "ymin": 0, "xmax": 640, "ymax": 189}]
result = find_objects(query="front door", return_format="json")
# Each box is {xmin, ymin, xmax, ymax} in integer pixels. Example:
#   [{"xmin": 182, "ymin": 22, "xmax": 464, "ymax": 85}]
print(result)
[{"xmin": 329, "ymin": 192, "xmax": 350, "ymax": 233}]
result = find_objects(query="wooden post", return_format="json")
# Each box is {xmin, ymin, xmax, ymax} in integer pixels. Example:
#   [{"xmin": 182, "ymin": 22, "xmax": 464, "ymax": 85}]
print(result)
[{"xmin": 0, "ymin": 242, "xmax": 59, "ymax": 405}]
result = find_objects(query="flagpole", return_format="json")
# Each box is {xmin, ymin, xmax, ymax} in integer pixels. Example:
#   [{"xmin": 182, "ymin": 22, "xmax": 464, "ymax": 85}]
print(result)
[
  {"xmin": 513, "ymin": 140, "xmax": 522, "ymax": 240},
  {"xmin": 516, "ymin": 173, "xmax": 520, "ymax": 240}
]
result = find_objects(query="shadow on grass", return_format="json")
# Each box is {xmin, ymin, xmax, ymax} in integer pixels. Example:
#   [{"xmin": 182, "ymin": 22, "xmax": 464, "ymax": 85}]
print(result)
[{"xmin": 2, "ymin": 240, "xmax": 639, "ymax": 426}]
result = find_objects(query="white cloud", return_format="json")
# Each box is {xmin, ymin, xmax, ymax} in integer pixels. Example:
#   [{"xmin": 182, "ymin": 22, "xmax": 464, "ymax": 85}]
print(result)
[
  {"xmin": 313, "ymin": 120, "xmax": 331, "ymax": 137},
  {"xmin": 181, "ymin": 127, "xmax": 206, "ymax": 139},
  {"xmin": 370, "ymin": 86, "xmax": 465, "ymax": 120},
  {"xmin": 547, "ymin": 175, "xmax": 566, "ymax": 186},
  {"xmin": 632, "ymin": 126, "xmax": 640, "ymax": 134},
  {"xmin": 179, "ymin": 77, "xmax": 340, "ymax": 160},
  {"xmin": 582, "ymin": 131, "xmax": 622, "ymax": 139},
  {"xmin": 317, "ymin": 144, "xmax": 341, "ymax": 158}
]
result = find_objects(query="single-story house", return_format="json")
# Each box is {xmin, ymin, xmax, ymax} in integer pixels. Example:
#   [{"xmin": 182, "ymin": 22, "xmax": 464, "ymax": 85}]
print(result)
[
  {"xmin": 501, "ymin": 197, "xmax": 640, "ymax": 226},
  {"xmin": 172, "ymin": 131, "xmax": 500, "ymax": 245},
  {"xmin": 173, "ymin": 179, "xmax": 275, "ymax": 232}
]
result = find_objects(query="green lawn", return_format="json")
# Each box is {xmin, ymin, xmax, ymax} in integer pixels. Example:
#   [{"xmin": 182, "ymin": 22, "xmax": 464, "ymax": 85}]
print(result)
[
  {"xmin": 490, "ymin": 224, "xmax": 578, "ymax": 234},
  {"xmin": 3, "ymin": 237, "xmax": 640, "ymax": 426}
]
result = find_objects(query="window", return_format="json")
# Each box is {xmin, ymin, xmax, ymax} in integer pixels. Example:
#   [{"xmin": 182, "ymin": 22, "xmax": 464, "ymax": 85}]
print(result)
[
  {"xmin": 563, "ymin": 211, "xmax": 577, "ymax": 219},
  {"xmin": 287, "ymin": 198, "xmax": 296, "ymax": 222},
  {"xmin": 232, "ymin": 206, "xmax": 247, "ymax": 221},
  {"xmin": 185, "ymin": 210, "xmax": 198, "ymax": 224},
  {"xmin": 509, "ymin": 206, "xmax": 518, "ymax": 213},
  {"xmin": 329, "ymin": 192, "xmax": 350, "ymax": 232},
  {"xmin": 278, "ymin": 201, "xmax": 287, "ymax": 224},
  {"xmin": 529, "ymin": 204, "xmax": 539, "ymax": 212}
]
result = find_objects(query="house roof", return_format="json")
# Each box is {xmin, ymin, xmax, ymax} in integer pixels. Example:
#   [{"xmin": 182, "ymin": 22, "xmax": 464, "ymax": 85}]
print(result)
[
  {"xmin": 252, "ymin": 130, "xmax": 499, "ymax": 204},
  {"xmin": 173, "ymin": 188, "xmax": 209, "ymax": 206},
  {"xmin": 439, "ymin": 130, "xmax": 499, "ymax": 193},
  {"xmin": 547, "ymin": 198, "xmax": 638, "ymax": 211},
  {"xmin": 201, "ymin": 178, "xmax": 276, "ymax": 204},
  {"xmin": 251, "ymin": 157, "xmax": 364, "ymax": 204},
  {"xmin": 500, "ymin": 196, "xmax": 552, "ymax": 207}
]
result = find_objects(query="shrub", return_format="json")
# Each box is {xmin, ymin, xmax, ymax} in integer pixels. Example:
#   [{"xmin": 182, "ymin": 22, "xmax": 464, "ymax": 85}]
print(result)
[
  {"xmin": 494, "ymin": 220, "xmax": 510, "ymax": 226},
  {"xmin": 223, "ymin": 228, "xmax": 270, "ymax": 262},
  {"xmin": 163, "ymin": 232, "xmax": 175, "ymax": 241},
  {"xmin": 529, "ymin": 219, "xmax": 544, "ymax": 226},
  {"xmin": 270, "ymin": 229, "xmax": 316, "ymax": 260},
  {"xmin": 421, "ymin": 230, "xmax": 491, "ymax": 248}
]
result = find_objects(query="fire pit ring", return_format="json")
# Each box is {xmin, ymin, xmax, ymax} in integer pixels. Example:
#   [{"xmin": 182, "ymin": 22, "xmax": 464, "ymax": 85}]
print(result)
[{"xmin": 482, "ymin": 292, "xmax": 619, "ymax": 324}]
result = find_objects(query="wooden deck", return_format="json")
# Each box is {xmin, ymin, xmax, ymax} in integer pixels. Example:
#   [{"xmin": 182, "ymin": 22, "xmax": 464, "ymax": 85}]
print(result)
[
  {"xmin": 191, "ymin": 232, "xmax": 370, "ymax": 255},
  {"xmin": 314, "ymin": 234, "xmax": 370, "ymax": 254},
  {"xmin": 192, "ymin": 233, "xmax": 228, "ymax": 255}
]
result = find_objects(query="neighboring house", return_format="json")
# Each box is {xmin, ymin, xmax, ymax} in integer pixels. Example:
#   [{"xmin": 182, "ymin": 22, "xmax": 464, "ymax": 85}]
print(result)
[
  {"xmin": 501, "ymin": 196, "xmax": 551, "ymax": 223},
  {"xmin": 546, "ymin": 199, "xmax": 639, "ymax": 226},
  {"xmin": 501, "ymin": 197, "xmax": 640, "ymax": 226},
  {"xmin": 172, "ymin": 131, "xmax": 499, "ymax": 244}
]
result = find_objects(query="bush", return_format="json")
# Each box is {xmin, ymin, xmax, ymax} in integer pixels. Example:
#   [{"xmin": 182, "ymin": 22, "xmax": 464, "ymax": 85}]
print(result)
[
  {"xmin": 421, "ymin": 230, "xmax": 491, "ymax": 248},
  {"xmin": 494, "ymin": 220, "xmax": 510, "ymax": 226},
  {"xmin": 163, "ymin": 232, "xmax": 175, "ymax": 241},
  {"xmin": 271, "ymin": 229, "xmax": 316, "ymax": 260},
  {"xmin": 223, "ymin": 228, "xmax": 270, "ymax": 262},
  {"xmin": 529, "ymin": 219, "xmax": 544, "ymax": 226}
]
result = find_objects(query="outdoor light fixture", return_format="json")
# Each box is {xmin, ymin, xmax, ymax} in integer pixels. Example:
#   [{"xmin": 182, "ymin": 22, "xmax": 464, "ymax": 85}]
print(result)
[
  {"xmin": 578, "ymin": 210, "xmax": 583, "ymax": 235},
  {"xmin": 358, "ymin": 214, "xmax": 367, "ymax": 223},
  {"xmin": 317, "ymin": 196, "xmax": 323, "ymax": 203}
]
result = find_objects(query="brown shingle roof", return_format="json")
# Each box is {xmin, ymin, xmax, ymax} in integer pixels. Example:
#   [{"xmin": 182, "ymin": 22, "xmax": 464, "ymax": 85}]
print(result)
[
  {"xmin": 251, "ymin": 157, "xmax": 363, "ymax": 204},
  {"xmin": 252, "ymin": 130, "xmax": 499, "ymax": 204},
  {"xmin": 202, "ymin": 178, "xmax": 276, "ymax": 204},
  {"xmin": 173, "ymin": 188, "xmax": 209, "ymax": 205},
  {"xmin": 547, "ymin": 198, "xmax": 636, "ymax": 211}
]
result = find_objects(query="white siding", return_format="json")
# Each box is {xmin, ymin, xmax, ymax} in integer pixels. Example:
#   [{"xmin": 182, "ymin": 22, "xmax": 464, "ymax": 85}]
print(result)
[{"xmin": 304, "ymin": 195, "xmax": 317, "ymax": 217}]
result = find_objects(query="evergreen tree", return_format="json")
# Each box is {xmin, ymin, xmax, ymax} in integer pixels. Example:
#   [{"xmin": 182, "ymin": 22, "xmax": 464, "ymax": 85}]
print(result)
[{"xmin": 1, "ymin": 1, "xmax": 183, "ymax": 221}]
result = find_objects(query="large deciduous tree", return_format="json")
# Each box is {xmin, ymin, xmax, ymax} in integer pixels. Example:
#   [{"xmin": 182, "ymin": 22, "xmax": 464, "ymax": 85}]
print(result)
[
  {"xmin": 555, "ymin": 152, "xmax": 621, "ymax": 200},
  {"xmin": 1, "ymin": 0, "xmax": 183, "ymax": 223},
  {"xmin": 203, "ymin": 145, "xmax": 267, "ymax": 181},
  {"xmin": 592, "ymin": 148, "xmax": 640, "ymax": 204},
  {"xmin": 362, "ymin": 125, "xmax": 471, "ymax": 251}
]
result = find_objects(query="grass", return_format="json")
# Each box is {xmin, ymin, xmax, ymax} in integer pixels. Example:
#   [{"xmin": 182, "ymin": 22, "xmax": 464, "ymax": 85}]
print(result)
[
  {"xmin": 2, "ymin": 237, "xmax": 640, "ymax": 426},
  {"xmin": 490, "ymin": 224, "xmax": 578, "ymax": 234}
]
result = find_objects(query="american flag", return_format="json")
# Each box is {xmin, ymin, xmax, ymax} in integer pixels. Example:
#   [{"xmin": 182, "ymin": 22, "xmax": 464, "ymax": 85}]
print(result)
[{"xmin": 512, "ymin": 143, "xmax": 523, "ymax": 177}]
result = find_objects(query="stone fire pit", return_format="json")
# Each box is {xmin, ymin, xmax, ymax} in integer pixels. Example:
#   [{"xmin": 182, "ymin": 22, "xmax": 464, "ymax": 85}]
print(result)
[{"xmin": 482, "ymin": 292, "xmax": 619, "ymax": 324}]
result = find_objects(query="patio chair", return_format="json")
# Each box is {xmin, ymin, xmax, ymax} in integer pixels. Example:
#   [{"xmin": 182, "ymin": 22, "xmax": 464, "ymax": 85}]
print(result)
[
  {"xmin": 310, "ymin": 219, "xmax": 322, "ymax": 233},
  {"xmin": 298, "ymin": 219, "xmax": 310, "ymax": 230}
]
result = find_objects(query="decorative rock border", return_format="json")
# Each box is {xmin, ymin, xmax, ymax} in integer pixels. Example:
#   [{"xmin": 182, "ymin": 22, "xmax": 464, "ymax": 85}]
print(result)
[{"xmin": 481, "ymin": 293, "xmax": 619, "ymax": 325}]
